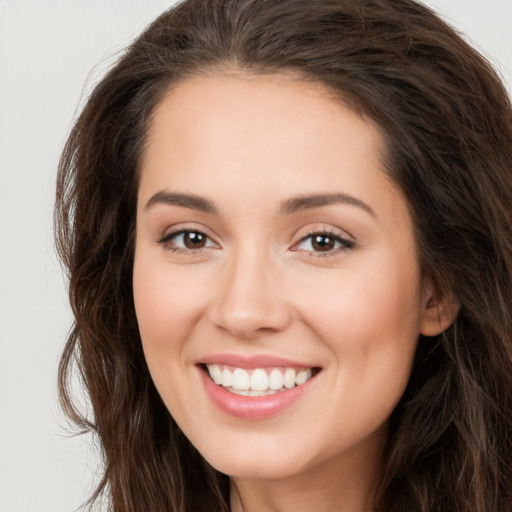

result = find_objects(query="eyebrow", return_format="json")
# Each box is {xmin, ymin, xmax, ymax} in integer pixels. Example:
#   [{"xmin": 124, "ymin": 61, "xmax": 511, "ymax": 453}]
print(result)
[
  {"xmin": 145, "ymin": 191, "xmax": 217, "ymax": 213},
  {"xmin": 279, "ymin": 193, "xmax": 376, "ymax": 217},
  {"xmin": 144, "ymin": 190, "xmax": 375, "ymax": 217}
]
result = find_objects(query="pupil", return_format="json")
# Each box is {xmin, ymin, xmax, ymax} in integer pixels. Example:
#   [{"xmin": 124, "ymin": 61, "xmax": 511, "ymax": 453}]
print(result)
[
  {"xmin": 312, "ymin": 235, "xmax": 334, "ymax": 251},
  {"xmin": 184, "ymin": 232, "xmax": 205, "ymax": 248}
]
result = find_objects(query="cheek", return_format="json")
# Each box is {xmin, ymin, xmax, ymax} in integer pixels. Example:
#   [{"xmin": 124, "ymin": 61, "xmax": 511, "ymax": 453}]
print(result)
[
  {"xmin": 294, "ymin": 252, "xmax": 423, "ymax": 384},
  {"xmin": 132, "ymin": 256, "xmax": 210, "ymax": 417},
  {"xmin": 303, "ymin": 270, "xmax": 420, "ymax": 339},
  {"xmin": 132, "ymin": 256, "xmax": 207, "ymax": 359},
  {"xmin": 296, "ymin": 262, "xmax": 421, "ymax": 436}
]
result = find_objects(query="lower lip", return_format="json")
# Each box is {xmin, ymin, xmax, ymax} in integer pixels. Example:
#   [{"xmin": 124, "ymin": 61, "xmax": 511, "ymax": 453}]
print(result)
[{"xmin": 198, "ymin": 367, "xmax": 318, "ymax": 420}]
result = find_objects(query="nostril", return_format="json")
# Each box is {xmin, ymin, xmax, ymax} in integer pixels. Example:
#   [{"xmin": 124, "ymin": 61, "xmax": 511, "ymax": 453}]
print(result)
[
  {"xmin": 209, "ymin": 302, "xmax": 292, "ymax": 340},
  {"xmin": 207, "ymin": 268, "xmax": 292, "ymax": 338}
]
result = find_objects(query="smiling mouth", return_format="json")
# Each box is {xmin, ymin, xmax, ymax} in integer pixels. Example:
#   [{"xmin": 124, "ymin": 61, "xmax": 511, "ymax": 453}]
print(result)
[{"xmin": 202, "ymin": 364, "xmax": 321, "ymax": 397}]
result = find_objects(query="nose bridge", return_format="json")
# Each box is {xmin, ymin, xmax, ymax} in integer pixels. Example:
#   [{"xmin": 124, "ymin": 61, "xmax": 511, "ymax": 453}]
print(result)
[{"xmin": 209, "ymin": 241, "xmax": 290, "ymax": 338}]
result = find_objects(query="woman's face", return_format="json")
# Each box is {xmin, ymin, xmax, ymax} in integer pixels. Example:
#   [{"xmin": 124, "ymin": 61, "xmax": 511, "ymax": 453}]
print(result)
[{"xmin": 133, "ymin": 73, "xmax": 433, "ymax": 481}]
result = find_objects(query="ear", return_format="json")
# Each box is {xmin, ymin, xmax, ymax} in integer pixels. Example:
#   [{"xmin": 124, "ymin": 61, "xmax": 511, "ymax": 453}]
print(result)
[{"xmin": 420, "ymin": 289, "xmax": 460, "ymax": 337}]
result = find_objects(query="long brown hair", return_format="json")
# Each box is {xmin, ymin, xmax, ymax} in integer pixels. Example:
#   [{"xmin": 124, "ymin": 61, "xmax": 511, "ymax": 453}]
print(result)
[{"xmin": 55, "ymin": 0, "xmax": 512, "ymax": 510}]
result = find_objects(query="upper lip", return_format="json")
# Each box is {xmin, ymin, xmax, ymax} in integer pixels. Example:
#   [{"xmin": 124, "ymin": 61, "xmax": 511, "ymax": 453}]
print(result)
[{"xmin": 197, "ymin": 353, "xmax": 319, "ymax": 369}]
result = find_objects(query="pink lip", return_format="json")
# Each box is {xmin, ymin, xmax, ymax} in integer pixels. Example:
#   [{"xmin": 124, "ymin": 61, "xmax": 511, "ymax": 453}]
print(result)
[
  {"xmin": 198, "ymin": 365, "xmax": 319, "ymax": 420},
  {"xmin": 198, "ymin": 353, "xmax": 316, "ymax": 369}
]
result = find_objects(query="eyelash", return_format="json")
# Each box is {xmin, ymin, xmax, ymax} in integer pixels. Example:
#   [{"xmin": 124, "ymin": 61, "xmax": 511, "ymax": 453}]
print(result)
[
  {"xmin": 292, "ymin": 229, "xmax": 354, "ymax": 257},
  {"xmin": 157, "ymin": 228, "xmax": 354, "ymax": 257},
  {"xmin": 157, "ymin": 229, "xmax": 216, "ymax": 255}
]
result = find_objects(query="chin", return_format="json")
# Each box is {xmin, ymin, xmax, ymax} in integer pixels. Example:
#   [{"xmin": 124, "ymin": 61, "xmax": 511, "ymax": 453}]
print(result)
[
  {"xmin": 193, "ymin": 432, "xmax": 319, "ymax": 480},
  {"xmin": 207, "ymin": 453, "xmax": 308, "ymax": 480}
]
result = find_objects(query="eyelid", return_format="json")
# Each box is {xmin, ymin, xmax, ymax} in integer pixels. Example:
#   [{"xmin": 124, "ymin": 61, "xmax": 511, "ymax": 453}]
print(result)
[
  {"xmin": 156, "ymin": 224, "xmax": 220, "ymax": 252},
  {"xmin": 290, "ymin": 226, "xmax": 355, "ymax": 255}
]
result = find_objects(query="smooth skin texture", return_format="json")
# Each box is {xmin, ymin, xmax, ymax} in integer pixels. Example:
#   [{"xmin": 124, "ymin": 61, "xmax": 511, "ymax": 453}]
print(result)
[{"xmin": 133, "ymin": 72, "xmax": 456, "ymax": 512}]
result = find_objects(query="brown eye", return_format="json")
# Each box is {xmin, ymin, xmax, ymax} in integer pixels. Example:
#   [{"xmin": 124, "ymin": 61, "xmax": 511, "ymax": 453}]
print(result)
[
  {"xmin": 311, "ymin": 234, "xmax": 336, "ymax": 252},
  {"xmin": 183, "ymin": 231, "xmax": 207, "ymax": 249},
  {"xmin": 159, "ymin": 230, "xmax": 216, "ymax": 251},
  {"xmin": 293, "ymin": 230, "xmax": 353, "ymax": 255}
]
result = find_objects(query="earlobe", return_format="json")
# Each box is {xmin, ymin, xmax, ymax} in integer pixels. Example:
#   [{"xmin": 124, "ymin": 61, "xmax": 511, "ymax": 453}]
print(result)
[{"xmin": 420, "ymin": 294, "xmax": 460, "ymax": 337}]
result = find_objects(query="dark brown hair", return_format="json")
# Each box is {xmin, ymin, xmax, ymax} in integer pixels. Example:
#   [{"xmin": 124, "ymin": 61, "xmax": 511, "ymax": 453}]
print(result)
[{"xmin": 55, "ymin": 0, "xmax": 512, "ymax": 510}]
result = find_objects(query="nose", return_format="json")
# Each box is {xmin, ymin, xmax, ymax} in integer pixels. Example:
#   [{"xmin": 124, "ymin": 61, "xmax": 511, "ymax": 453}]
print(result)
[{"xmin": 208, "ymin": 249, "xmax": 292, "ymax": 340}]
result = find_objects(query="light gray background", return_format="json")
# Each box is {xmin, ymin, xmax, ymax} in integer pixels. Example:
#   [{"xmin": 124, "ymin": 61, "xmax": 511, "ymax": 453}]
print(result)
[{"xmin": 0, "ymin": 1, "xmax": 510, "ymax": 511}]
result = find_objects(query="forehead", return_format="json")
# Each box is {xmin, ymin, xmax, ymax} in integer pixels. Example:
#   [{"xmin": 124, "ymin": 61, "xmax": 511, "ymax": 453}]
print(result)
[{"xmin": 139, "ymin": 72, "xmax": 389, "ymax": 200}]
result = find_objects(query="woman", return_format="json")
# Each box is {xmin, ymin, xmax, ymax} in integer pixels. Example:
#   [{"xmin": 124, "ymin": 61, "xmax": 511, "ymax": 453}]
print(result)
[{"xmin": 54, "ymin": 0, "xmax": 512, "ymax": 510}]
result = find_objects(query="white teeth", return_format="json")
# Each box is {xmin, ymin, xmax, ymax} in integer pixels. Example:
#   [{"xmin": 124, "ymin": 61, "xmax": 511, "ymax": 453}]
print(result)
[
  {"xmin": 250, "ymin": 369, "xmax": 269, "ymax": 391},
  {"xmin": 295, "ymin": 368, "xmax": 312, "ymax": 386},
  {"xmin": 222, "ymin": 367, "xmax": 233, "ymax": 388},
  {"xmin": 268, "ymin": 368, "xmax": 284, "ymax": 390},
  {"xmin": 205, "ymin": 364, "xmax": 316, "ymax": 394},
  {"xmin": 232, "ymin": 368, "xmax": 250, "ymax": 391},
  {"xmin": 208, "ymin": 364, "xmax": 223, "ymax": 385},
  {"xmin": 231, "ymin": 389, "xmax": 250, "ymax": 396},
  {"xmin": 231, "ymin": 389, "xmax": 279, "ymax": 396},
  {"xmin": 283, "ymin": 368, "xmax": 296, "ymax": 389}
]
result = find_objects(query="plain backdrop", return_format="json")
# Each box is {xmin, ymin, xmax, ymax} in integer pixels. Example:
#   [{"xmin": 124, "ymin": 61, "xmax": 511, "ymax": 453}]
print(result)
[{"xmin": 0, "ymin": 1, "xmax": 510, "ymax": 511}]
